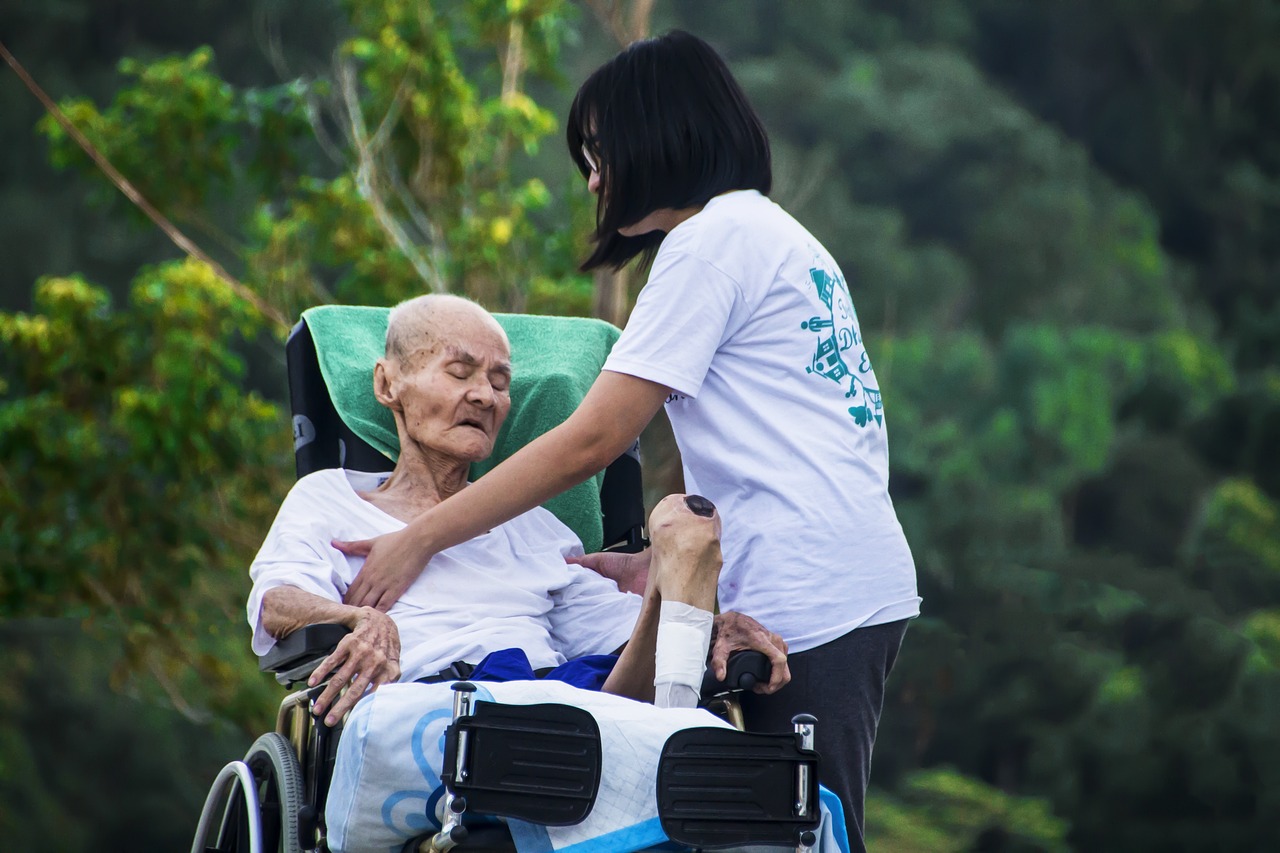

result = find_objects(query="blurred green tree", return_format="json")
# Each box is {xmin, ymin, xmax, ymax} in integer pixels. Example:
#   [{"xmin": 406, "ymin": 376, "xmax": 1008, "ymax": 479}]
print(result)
[
  {"xmin": 0, "ymin": 264, "xmax": 285, "ymax": 722},
  {"xmin": 664, "ymin": 2, "xmax": 1280, "ymax": 849},
  {"xmin": 5, "ymin": 0, "xmax": 596, "ymax": 728},
  {"xmin": 2, "ymin": 3, "xmax": 599, "ymax": 848}
]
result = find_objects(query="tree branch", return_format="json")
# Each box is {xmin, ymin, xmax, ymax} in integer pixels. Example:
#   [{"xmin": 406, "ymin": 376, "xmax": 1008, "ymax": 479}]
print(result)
[
  {"xmin": 0, "ymin": 39, "xmax": 290, "ymax": 333},
  {"xmin": 337, "ymin": 61, "xmax": 447, "ymax": 293}
]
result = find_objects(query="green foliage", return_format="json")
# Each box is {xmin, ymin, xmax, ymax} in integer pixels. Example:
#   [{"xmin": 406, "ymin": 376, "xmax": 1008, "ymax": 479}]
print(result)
[
  {"xmin": 318, "ymin": 0, "xmax": 588, "ymax": 307},
  {"xmin": 0, "ymin": 260, "xmax": 286, "ymax": 722},
  {"xmin": 11, "ymin": 0, "xmax": 599, "ymax": 722},
  {"xmin": 1241, "ymin": 610, "xmax": 1280, "ymax": 672},
  {"xmin": 666, "ymin": 2, "xmax": 1279, "ymax": 848},
  {"xmin": 879, "ymin": 324, "xmax": 1148, "ymax": 565},
  {"xmin": 867, "ymin": 769, "xmax": 1070, "ymax": 852},
  {"xmin": 963, "ymin": 0, "xmax": 1280, "ymax": 372},
  {"xmin": 1181, "ymin": 478, "xmax": 1280, "ymax": 613},
  {"xmin": 38, "ymin": 48, "xmax": 314, "ymax": 225},
  {"xmin": 35, "ymin": 2, "xmax": 594, "ymax": 317},
  {"xmin": 730, "ymin": 35, "xmax": 1179, "ymax": 339},
  {"xmin": 0, "ymin": 621, "xmax": 253, "ymax": 851}
]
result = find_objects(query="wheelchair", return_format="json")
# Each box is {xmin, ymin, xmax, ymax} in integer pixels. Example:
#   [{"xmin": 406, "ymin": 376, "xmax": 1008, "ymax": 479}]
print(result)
[{"xmin": 190, "ymin": 308, "xmax": 828, "ymax": 853}]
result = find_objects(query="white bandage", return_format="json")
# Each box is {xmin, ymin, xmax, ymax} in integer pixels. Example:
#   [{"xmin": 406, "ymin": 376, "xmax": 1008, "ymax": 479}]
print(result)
[{"xmin": 654, "ymin": 600, "xmax": 714, "ymax": 709}]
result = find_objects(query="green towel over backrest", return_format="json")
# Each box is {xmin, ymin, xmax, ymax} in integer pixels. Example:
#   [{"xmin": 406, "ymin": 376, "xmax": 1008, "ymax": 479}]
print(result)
[{"xmin": 301, "ymin": 305, "xmax": 621, "ymax": 552}]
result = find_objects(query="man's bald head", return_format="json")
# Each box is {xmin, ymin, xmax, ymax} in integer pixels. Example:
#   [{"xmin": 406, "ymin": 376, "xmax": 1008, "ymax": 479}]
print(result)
[
  {"xmin": 374, "ymin": 294, "xmax": 514, "ymax": 472},
  {"xmin": 384, "ymin": 294, "xmax": 508, "ymax": 366}
]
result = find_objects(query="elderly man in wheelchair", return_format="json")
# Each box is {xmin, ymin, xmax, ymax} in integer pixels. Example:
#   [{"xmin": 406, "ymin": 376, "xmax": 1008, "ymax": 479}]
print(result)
[{"xmin": 193, "ymin": 296, "xmax": 843, "ymax": 853}]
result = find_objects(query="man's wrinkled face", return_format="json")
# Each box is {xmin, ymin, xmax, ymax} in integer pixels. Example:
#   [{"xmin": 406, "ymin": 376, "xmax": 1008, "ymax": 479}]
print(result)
[{"xmin": 389, "ymin": 314, "xmax": 512, "ymax": 464}]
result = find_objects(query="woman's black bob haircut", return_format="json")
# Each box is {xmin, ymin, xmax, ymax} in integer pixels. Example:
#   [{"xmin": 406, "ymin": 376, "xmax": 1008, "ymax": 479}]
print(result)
[{"xmin": 567, "ymin": 30, "xmax": 772, "ymax": 271}]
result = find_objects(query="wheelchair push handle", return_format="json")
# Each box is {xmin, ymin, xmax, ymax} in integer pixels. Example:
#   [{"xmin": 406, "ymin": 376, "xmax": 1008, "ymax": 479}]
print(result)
[{"xmin": 700, "ymin": 649, "xmax": 772, "ymax": 696}]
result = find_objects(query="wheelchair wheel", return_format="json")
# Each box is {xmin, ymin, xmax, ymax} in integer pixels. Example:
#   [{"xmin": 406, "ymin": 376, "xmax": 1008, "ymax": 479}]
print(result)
[
  {"xmin": 243, "ymin": 733, "xmax": 306, "ymax": 853},
  {"xmin": 191, "ymin": 733, "xmax": 305, "ymax": 853}
]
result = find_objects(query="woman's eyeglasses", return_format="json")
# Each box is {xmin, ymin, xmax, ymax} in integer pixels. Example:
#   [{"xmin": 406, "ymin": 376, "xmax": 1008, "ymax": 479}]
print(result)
[{"xmin": 581, "ymin": 144, "xmax": 600, "ymax": 174}]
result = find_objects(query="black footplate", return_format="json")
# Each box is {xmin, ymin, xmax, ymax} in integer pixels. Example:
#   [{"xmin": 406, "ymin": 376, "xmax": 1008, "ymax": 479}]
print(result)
[
  {"xmin": 657, "ymin": 727, "xmax": 821, "ymax": 848},
  {"xmin": 441, "ymin": 701, "xmax": 602, "ymax": 826}
]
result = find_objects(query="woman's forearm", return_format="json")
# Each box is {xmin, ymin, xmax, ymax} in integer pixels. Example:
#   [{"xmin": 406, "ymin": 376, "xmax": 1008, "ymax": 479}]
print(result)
[
  {"xmin": 411, "ymin": 371, "xmax": 670, "ymax": 555},
  {"xmin": 411, "ymin": 414, "xmax": 616, "ymax": 554}
]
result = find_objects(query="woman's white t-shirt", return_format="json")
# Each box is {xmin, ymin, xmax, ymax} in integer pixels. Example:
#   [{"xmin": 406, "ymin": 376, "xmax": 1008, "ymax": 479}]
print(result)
[{"xmin": 604, "ymin": 190, "xmax": 920, "ymax": 652}]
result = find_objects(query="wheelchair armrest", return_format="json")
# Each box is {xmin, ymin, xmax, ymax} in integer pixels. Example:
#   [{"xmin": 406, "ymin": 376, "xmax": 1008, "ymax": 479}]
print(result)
[
  {"xmin": 700, "ymin": 650, "xmax": 771, "ymax": 698},
  {"xmin": 259, "ymin": 623, "xmax": 352, "ymax": 687}
]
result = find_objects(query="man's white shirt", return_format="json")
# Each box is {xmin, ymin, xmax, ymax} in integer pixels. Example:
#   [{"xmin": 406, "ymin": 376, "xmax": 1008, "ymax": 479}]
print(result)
[{"xmin": 247, "ymin": 469, "xmax": 641, "ymax": 682}]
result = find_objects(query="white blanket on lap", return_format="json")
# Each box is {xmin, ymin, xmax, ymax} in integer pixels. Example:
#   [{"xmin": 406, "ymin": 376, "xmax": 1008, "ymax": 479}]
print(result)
[{"xmin": 325, "ymin": 681, "xmax": 846, "ymax": 853}]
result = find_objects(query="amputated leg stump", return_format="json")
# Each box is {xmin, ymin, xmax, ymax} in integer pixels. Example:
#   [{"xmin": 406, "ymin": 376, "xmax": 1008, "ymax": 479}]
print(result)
[{"xmin": 649, "ymin": 494, "xmax": 723, "ymax": 707}]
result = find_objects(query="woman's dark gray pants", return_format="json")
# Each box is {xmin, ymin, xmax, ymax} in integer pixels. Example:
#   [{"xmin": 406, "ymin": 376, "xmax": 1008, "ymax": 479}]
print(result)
[{"xmin": 738, "ymin": 618, "xmax": 909, "ymax": 853}]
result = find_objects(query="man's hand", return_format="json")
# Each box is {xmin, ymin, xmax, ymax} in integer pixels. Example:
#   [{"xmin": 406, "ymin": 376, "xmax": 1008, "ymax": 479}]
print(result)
[
  {"xmin": 335, "ymin": 527, "xmax": 433, "ymax": 611},
  {"xmin": 710, "ymin": 611, "xmax": 790, "ymax": 694},
  {"xmin": 308, "ymin": 607, "xmax": 402, "ymax": 725},
  {"xmin": 567, "ymin": 547, "xmax": 652, "ymax": 596}
]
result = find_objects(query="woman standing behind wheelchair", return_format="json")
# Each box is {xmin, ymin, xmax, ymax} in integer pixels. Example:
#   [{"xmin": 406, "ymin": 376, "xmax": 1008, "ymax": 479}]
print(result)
[{"xmin": 338, "ymin": 30, "xmax": 920, "ymax": 850}]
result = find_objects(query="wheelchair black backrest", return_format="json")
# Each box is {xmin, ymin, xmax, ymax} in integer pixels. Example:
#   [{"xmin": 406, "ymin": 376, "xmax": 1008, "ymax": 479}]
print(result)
[{"xmin": 286, "ymin": 317, "xmax": 647, "ymax": 552}]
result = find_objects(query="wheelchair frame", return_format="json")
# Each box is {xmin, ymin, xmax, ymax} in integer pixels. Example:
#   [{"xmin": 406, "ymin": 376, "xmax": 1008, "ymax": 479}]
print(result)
[
  {"xmin": 193, "ymin": 313, "xmax": 827, "ymax": 853},
  {"xmin": 193, "ymin": 629, "xmax": 822, "ymax": 853}
]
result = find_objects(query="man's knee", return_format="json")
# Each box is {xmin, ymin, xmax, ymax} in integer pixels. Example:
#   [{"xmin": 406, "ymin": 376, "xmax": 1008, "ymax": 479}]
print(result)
[{"xmin": 648, "ymin": 493, "xmax": 723, "ymax": 585}]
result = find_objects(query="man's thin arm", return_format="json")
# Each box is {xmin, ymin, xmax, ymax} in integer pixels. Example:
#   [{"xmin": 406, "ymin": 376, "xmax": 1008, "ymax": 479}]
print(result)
[
  {"xmin": 261, "ymin": 585, "xmax": 367, "ymax": 639},
  {"xmin": 261, "ymin": 585, "xmax": 402, "ymax": 725},
  {"xmin": 417, "ymin": 371, "xmax": 669, "ymax": 552}
]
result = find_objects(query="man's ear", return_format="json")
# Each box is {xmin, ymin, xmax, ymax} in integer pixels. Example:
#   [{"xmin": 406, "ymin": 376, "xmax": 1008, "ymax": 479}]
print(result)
[{"xmin": 373, "ymin": 359, "xmax": 402, "ymax": 412}]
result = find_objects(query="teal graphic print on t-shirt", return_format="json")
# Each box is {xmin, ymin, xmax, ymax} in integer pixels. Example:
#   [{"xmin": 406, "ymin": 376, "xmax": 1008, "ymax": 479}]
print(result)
[{"xmin": 801, "ymin": 263, "xmax": 884, "ymax": 427}]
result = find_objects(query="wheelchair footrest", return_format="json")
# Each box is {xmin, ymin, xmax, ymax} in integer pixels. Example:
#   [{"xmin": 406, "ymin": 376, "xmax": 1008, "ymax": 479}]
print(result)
[
  {"xmin": 657, "ymin": 727, "xmax": 821, "ymax": 849},
  {"xmin": 441, "ymin": 701, "xmax": 602, "ymax": 826}
]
